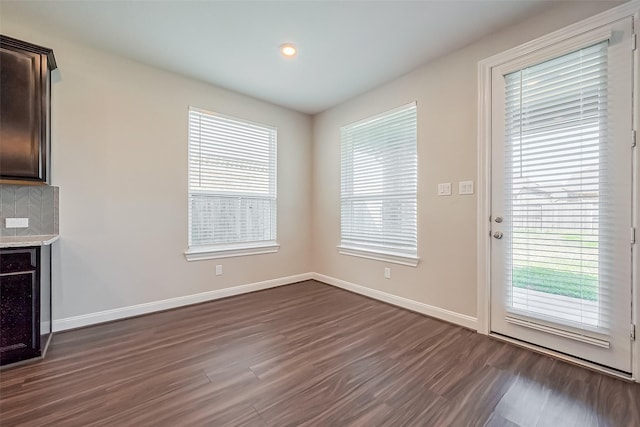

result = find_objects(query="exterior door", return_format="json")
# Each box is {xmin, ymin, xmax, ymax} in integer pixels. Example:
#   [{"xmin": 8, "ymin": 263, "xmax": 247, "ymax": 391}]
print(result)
[{"xmin": 490, "ymin": 19, "xmax": 634, "ymax": 373}]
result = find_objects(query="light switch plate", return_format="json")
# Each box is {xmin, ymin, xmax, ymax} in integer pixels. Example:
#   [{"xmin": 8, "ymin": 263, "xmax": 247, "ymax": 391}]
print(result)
[
  {"xmin": 459, "ymin": 180, "xmax": 474, "ymax": 195},
  {"xmin": 5, "ymin": 218, "xmax": 29, "ymax": 228},
  {"xmin": 215, "ymin": 265, "xmax": 223, "ymax": 276},
  {"xmin": 438, "ymin": 183, "xmax": 452, "ymax": 196}
]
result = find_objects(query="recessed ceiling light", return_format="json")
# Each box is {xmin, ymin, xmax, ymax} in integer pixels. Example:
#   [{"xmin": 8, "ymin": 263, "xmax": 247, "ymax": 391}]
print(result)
[{"xmin": 280, "ymin": 43, "xmax": 297, "ymax": 58}]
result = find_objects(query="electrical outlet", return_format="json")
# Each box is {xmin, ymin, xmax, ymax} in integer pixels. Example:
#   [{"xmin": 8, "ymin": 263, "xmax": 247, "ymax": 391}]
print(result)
[
  {"xmin": 5, "ymin": 218, "xmax": 29, "ymax": 228},
  {"xmin": 384, "ymin": 267, "xmax": 391, "ymax": 279},
  {"xmin": 215, "ymin": 265, "xmax": 223, "ymax": 276}
]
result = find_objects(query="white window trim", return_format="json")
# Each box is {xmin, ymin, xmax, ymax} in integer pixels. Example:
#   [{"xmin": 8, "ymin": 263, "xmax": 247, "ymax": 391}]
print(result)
[
  {"xmin": 337, "ymin": 245, "xmax": 419, "ymax": 267},
  {"xmin": 185, "ymin": 242, "xmax": 280, "ymax": 262},
  {"xmin": 476, "ymin": 0, "xmax": 640, "ymax": 381}
]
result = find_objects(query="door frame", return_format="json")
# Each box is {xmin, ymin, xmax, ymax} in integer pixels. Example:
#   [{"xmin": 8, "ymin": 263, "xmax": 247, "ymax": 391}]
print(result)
[{"xmin": 476, "ymin": 0, "xmax": 640, "ymax": 381}]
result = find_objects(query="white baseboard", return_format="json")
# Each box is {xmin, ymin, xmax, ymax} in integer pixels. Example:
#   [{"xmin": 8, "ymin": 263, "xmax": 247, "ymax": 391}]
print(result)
[
  {"xmin": 52, "ymin": 273, "xmax": 313, "ymax": 332},
  {"xmin": 312, "ymin": 273, "xmax": 478, "ymax": 330},
  {"xmin": 52, "ymin": 272, "xmax": 477, "ymax": 333}
]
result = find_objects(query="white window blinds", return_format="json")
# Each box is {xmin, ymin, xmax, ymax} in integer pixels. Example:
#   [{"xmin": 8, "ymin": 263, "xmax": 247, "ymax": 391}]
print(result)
[
  {"xmin": 504, "ymin": 41, "xmax": 617, "ymax": 331},
  {"xmin": 188, "ymin": 108, "xmax": 277, "ymax": 249},
  {"xmin": 340, "ymin": 103, "xmax": 418, "ymax": 263}
]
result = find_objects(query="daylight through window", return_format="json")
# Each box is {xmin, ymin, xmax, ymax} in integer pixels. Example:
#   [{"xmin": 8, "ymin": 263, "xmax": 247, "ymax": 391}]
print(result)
[
  {"xmin": 340, "ymin": 102, "xmax": 418, "ymax": 265},
  {"xmin": 188, "ymin": 108, "xmax": 277, "ymax": 253}
]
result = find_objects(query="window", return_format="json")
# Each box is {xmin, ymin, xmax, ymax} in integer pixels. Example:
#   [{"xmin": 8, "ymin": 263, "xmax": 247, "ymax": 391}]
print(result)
[
  {"xmin": 185, "ymin": 107, "xmax": 278, "ymax": 261},
  {"xmin": 339, "ymin": 102, "xmax": 418, "ymax": 266}
]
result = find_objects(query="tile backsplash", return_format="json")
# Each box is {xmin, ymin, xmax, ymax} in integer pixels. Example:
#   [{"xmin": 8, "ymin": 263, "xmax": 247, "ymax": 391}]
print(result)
[{"xmin": 0, "ymin": 185, "xmax": 59, "ymax": 237}]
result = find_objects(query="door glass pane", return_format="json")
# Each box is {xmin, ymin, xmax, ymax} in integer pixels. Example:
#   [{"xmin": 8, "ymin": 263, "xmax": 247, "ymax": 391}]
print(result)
[{"xmin": 504, "ymin": 42, "xmax": 608, "ymax": 331}]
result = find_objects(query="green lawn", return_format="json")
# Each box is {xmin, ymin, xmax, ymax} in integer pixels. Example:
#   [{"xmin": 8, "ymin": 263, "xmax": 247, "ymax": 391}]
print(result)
[{"xmin": 512, "ymin": 266, "xmax": 598, "ymax": 301}]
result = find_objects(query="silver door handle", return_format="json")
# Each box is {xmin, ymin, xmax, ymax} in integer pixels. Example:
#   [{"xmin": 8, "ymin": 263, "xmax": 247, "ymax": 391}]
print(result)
[{"xmin": 493, "ymin": 232, "xmax": 503, "ymax": 239}]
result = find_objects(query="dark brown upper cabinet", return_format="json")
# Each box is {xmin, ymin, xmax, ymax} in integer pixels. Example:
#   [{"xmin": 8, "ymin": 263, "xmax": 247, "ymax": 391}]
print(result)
[{"xmin": 0, "ymin": 35, "xmax": 57, "ymax": 184}]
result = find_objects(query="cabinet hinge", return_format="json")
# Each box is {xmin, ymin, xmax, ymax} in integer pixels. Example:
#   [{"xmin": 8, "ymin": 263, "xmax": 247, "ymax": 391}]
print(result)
[
  {"xmin": 632, "ymin": 227, "xmax": 636, "ymax": 244},
  {"xmin": 633, "ymin": 33, "xmax": 637, "ymax": 51},
  {"xmin": 632, "ymin": 324, "xmax": 636, "ymax": 341},
  {"xmin": 633, "ymin": 130, "xmax": 637, "ymax": 147}
]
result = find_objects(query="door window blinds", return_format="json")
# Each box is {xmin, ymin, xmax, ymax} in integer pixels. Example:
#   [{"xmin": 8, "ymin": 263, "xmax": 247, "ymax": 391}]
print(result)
[
  {"xmin": 503, "ymin": 41, "xmax": 617, "ymax": 331},
  {"xmin": 188, "ymin": 108, "xmax": 276, "ymax": 248},
  {"xmin": 340, "ymin": 103, "xmax": 417, "ymax": 259}
]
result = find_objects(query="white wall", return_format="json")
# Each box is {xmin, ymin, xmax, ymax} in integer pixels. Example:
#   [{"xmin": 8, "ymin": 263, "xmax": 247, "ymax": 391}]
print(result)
[
  {"xmin": 1, "ymin": 16, "xmax": 312, "ymax": 325},
  {"xmin": 311, "ymin": 1, "xmax": 621, "ymax": 324}
]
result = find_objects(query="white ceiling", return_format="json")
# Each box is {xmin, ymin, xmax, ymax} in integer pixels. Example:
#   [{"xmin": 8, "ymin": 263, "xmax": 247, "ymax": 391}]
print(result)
[{"xmin": 1, "ymin": 1, "xmax": 594, "ymax": 114}]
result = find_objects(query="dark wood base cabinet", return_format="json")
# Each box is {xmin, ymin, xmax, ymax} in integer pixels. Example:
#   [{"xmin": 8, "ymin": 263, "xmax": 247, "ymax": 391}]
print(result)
[{"xmin": 0, "ymin": 246, "xmax": 51, "ymax": 366}]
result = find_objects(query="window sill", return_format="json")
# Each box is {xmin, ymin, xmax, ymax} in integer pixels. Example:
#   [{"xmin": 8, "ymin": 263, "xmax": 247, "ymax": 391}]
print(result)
[
  {"xmin": 337, "ymin": 246, "xmax": 419, "ymax": 267},
  {"xmin": 185, "ymin": 242, "xmax": 280, "ymax": 261}
]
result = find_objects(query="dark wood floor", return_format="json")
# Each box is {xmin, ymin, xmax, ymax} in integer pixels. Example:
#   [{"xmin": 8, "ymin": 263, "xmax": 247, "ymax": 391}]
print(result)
[{"xmin": 1, "ymin": 280, "xmax": 639, "ymax": 426}]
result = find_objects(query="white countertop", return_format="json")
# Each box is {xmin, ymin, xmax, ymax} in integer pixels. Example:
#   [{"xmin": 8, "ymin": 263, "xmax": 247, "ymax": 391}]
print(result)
[{"xmin": 0, "ymin": 235, "xmax": 60, "ymax": 248}]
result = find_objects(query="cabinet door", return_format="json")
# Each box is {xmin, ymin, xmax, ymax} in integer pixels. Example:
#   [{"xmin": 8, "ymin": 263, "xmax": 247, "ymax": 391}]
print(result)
[
  {"xmin": 0, "ymin": 271, "xmax": 40, "ymax": 365},
  {"xmin": 0, "ymin": 45, "xmax": 47, "ymax": 181},
  {"xmin": 0, "ymin": 247, "xmax": 41, "ymax": 366}
]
